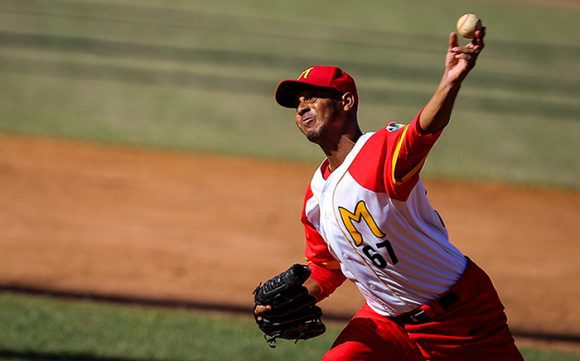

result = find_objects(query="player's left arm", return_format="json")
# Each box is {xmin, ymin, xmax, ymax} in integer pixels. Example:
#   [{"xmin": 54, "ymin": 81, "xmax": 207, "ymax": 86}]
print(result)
[{"xmin": 419, "ymin": 28, "xmax": 485, "ymax": 134}]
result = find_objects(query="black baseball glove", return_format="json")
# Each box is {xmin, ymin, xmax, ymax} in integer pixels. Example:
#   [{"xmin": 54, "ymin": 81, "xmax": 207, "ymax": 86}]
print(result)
[{"xmin": 253, "ymin": 264, "xmax": 326, "ymax": 347}]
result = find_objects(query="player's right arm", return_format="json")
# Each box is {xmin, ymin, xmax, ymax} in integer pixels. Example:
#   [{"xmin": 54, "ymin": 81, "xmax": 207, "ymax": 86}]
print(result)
[
  {"xmin": 302, "ymin": 186, "xmax": 346, "ymax": 301},
  {"xmin": 304, "ymin": 228, "xmax": 346, "ymax": 301}
]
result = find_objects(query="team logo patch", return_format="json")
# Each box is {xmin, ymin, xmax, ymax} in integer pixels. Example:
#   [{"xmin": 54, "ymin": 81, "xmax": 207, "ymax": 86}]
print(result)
[
  {"xmin": 298, "ymin": 67, "xmax": 314, "ymax": 80},
  {"xmin": 386, "ymin": 122, "xmax": 405, "ymax": 132}
]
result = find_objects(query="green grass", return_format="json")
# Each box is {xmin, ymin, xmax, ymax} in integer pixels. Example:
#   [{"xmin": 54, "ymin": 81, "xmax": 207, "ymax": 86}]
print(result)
[
  {"xmin": 0, "ymin": 0, "xmax": 579, "ymax": 188},
  {"xmin": 0, "ymin": 293, "xmax": 578, "ymax": 361}
]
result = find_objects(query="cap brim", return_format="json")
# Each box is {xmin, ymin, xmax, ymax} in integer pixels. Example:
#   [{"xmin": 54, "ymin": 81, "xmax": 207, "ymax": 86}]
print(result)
[{"xmin": 275, "ymin": 80, "xmax": 336, "ymax": 108}]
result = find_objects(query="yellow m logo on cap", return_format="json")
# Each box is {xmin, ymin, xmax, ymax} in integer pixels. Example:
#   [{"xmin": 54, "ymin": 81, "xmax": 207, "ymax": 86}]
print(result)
[{"xmin": 298, "ymin": 67, "xmax": 314, "ymax": 80}]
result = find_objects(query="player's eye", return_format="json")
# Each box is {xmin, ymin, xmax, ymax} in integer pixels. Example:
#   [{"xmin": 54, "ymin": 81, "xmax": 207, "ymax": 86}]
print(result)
[{"xmin": 297, "ymin": 95, "xmax": 317, "ymax": 106}]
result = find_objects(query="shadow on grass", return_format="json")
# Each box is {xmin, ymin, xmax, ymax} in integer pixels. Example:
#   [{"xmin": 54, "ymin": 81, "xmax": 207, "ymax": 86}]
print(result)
[
  {"xmin": 0, "ymin": 348, "xmax": 183, "ymax": 361},
  {"xmin": 1, "ymin": 283, "xmax": 580, "ymax": 347}
]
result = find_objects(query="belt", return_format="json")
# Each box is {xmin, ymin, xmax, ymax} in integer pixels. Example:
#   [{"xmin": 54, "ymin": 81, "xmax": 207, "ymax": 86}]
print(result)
[{"xmin": 389, "ymin": 291, "xmax": 460, "ymax": 325}]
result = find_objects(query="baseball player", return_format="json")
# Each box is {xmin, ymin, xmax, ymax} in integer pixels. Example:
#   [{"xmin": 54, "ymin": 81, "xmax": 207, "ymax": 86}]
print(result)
[{"xmin": 255, "ymin": 28, "xmax": 524, "ymax": 360}]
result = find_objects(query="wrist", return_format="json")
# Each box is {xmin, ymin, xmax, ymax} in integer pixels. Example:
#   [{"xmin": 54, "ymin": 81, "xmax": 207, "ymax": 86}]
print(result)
[
  {"xmin": 440, "ymin": 73, "xmax": 463, "ymax": 90},
  {"xmin": 304, "ymin": 277, "xmax": 322, "ymax": 301}
]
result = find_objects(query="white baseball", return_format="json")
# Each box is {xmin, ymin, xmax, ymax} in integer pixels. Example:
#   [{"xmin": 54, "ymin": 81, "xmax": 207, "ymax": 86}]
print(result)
[{"xmin": 456, "ymin": 13, "xmax": 482, "ymax": 39}]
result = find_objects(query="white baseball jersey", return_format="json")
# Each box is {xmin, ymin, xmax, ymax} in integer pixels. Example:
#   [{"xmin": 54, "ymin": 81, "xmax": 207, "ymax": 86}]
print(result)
[{"xmin": 302, "ymin": 115, "xmax": 467, "ymax": 317}]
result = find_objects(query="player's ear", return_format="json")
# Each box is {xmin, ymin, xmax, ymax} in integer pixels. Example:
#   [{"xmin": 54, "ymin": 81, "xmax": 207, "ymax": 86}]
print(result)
[{"xmin": 341, "ymin": 92, "xmax": 356, "ymax": 112}]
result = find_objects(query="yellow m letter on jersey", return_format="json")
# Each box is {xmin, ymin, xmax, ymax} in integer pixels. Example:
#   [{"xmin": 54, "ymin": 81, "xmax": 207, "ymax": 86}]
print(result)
[{"xmin": 338, "ymin": 201, "xmax": 386, "ymax": 247}]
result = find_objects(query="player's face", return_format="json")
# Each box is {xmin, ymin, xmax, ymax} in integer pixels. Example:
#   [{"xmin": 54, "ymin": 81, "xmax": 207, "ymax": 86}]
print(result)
[{"xmin": 293, "ymin": 89, "xmax": 343, "ymax": 143}]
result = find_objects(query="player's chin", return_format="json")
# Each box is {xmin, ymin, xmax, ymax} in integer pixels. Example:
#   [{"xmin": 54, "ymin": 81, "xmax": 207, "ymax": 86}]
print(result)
[
  {"xmin": 304, "ymin": 129, "xmax": 322, "ymax": 143},
  {"xmin": 298, "ymin": 124, "xmax": 319, "ymax": 142}
]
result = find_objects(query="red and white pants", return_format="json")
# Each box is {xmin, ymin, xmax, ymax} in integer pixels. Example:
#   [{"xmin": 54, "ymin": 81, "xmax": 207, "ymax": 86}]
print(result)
[{"xmin": 322, "ymin": 259, "xmax": 524, "ymax": 361}]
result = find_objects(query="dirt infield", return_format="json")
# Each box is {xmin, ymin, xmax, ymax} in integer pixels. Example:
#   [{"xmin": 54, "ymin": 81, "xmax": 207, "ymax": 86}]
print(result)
[{"xmin": 1, "ymin": 134, "xmax": 579, "ymax": 342}]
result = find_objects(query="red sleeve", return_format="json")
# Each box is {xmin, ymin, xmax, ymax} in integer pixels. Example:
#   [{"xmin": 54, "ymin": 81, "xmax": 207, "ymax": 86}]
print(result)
[
  {"xmin": 308, "ymin": 262, "xmax": 346, "ymax": 300},
  {"xmin": 391, "ymin": 109, "xmax": 443, "ymax": 185},
  {"xmin": 348, "ymin": 110, "xmax": 444, "ymax": 201}
]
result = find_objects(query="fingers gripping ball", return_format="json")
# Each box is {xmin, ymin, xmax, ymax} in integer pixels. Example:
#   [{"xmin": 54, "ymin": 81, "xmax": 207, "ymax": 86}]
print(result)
[
  {"xmin": 456, "ymin": 13, "xmax": 482, "ymax": 39},
  {"xmin": 253, "ymin": 264, "xmax": 326, "ymax": 347}
]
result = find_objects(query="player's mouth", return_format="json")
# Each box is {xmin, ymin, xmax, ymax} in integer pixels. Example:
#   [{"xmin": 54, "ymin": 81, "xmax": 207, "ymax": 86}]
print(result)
[{"xmin": 300, "ymin": 114, "xmax": 316, "ymax": 126}]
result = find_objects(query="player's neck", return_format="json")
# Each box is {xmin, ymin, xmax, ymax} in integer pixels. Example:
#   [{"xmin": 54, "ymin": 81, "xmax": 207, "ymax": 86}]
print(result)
[{"xmin": 323, "ymin": 130, "xmax": 362, "ymax": 172}]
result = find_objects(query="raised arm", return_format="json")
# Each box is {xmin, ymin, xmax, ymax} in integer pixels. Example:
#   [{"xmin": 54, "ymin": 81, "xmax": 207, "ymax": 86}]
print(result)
[{"xmin": 419, "ymin": 28, "xmax": 486, "ymax": 134}]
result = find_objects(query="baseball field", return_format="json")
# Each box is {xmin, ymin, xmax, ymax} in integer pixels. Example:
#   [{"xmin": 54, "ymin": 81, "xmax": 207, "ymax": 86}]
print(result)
[{"xmin": 1, "ymin": 0, "xmax": 579, "ymax": 360}]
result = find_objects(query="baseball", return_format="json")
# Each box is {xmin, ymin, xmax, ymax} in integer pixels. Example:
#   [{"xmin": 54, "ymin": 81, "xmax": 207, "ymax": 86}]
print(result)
[{"xmin": 456, "ymin": 13, "xmax": 482, "ymax": 39}]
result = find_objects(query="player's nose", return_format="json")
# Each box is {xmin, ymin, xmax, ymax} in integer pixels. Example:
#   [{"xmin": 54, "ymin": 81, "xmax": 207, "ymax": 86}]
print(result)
[{"xmin": 296, "ymin": 100, "xmax": 309, "ymax": 116}]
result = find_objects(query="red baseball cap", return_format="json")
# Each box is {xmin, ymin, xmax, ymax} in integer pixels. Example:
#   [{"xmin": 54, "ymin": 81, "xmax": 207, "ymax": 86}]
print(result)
[{"xmin": 275, "ymin": 65, "xmax": 358, "ymax": 108}]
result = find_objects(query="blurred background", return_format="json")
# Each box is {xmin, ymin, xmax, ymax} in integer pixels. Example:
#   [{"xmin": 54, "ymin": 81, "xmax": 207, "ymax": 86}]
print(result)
[
  {"xmin": 1, "ymin": 0, "xmax": 579, "ymax": 186},
  {"xmin": 0, "ymin": 0, "xmax": 579, "ymax": 360}
]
